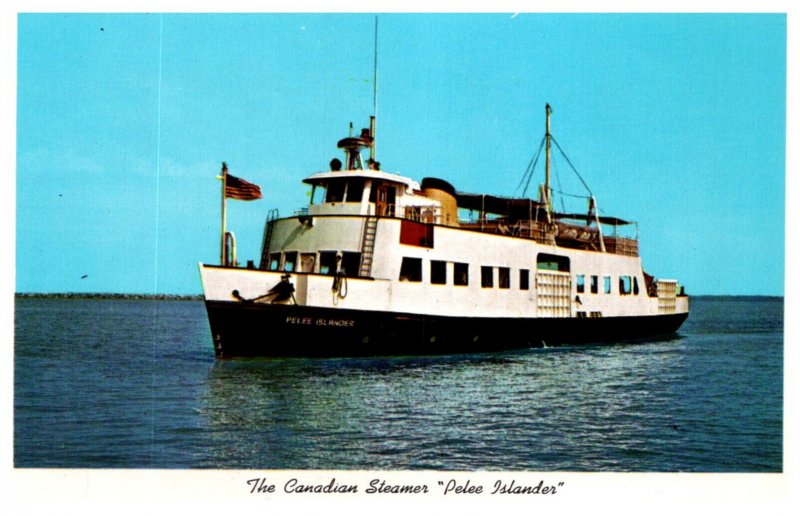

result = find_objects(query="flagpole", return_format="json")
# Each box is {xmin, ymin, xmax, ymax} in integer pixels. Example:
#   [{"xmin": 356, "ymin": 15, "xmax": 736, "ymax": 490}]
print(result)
[{"xmin": 220, "ymin": 162, "xmax": 228, "ymax": 266}]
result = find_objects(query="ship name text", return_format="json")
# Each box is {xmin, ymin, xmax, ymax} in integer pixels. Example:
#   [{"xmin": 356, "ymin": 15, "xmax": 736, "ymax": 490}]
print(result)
[{"xmin": 285, "ymin": 316, "xmax": 355, "ymax": 327}]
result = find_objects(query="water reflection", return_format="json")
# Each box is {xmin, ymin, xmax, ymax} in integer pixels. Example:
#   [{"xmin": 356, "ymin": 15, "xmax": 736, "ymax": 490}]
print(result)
[
  {"xmin": 198, "ymin": 341, "xmax": 690, "ymax": 470},
  {"xmin": 200, "ymin": 352, "xmax": 527, "ymax": 469}
]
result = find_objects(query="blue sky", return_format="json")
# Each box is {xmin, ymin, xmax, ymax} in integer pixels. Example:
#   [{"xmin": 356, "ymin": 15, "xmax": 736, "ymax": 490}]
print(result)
[{"xmin": 14, "ymin": 13, "xmax": 787, "ymax": 295}]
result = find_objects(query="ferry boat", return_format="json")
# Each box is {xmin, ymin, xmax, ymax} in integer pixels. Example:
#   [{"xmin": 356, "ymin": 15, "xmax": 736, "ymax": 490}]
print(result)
[{"xmin": 199, "ymin": 105, "xmax": 689, "ymax": 358}]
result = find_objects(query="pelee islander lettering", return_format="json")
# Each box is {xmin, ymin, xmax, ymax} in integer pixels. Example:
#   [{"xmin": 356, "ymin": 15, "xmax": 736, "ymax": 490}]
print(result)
[
  {"xmin": 438, "ymin": 479, "xmax": 564, "ymax": 495},
  {"xmin": 285, "ymin": 316, "xmax": 355, "ymax": 327}
]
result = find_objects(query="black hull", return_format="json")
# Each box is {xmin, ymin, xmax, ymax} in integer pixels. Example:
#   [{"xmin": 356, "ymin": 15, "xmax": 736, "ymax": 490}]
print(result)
[{"xmin": 204, "ymin": 301, "xmax": 689, "ymax": 358}]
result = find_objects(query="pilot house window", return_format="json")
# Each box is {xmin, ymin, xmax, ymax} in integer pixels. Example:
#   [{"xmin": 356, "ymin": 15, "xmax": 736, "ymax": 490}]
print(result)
[
  {"xmin": 313, "ymin": 179, "xmax": 365, "ymax": 205},
  {"xmin": 325, "ymin": 180, "xmax": 346, "ymax": 203},
  {"xmin": 345, "ymin": 178, "xmax": 365, "ymax": 202}
]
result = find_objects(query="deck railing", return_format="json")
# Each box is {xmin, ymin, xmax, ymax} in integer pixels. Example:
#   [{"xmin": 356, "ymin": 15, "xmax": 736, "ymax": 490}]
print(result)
[{"xmin": 603, "ymin": 236, "xmax": 639, "ymax": 257}]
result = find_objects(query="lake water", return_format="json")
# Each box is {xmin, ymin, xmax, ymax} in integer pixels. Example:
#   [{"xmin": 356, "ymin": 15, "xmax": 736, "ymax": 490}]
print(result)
[{"xmin": 14, "ymin": 296, "xmax": 783, "ymax": 471}]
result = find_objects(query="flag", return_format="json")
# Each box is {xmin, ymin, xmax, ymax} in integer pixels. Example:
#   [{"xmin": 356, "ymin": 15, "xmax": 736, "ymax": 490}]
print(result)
[{"xmin": 225, "ymin": 173, "xmax": 262, "ymax": 201}]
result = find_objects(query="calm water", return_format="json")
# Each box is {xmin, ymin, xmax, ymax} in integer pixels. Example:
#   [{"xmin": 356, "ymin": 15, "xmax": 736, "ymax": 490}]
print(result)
[{"xmin": 14, "ymin": 296, "xmax": 783, "ymax": 471}]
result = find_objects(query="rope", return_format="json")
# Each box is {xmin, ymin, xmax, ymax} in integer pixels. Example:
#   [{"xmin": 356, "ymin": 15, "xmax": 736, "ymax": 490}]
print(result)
[
  {"xmin": 332, "ymin": 271, "xmax": 348, "ymax": 305},
  {"xmin": 551, "ymin": 136, "xmax": 593, "ymax": 197},
  {"xmin": 552, "ymin": 157, "xmax": 567, "ymax": 212},
  {"xmin": 516, "ymin": 136, "xmax": 546, "ymax": 198},
  {"xmin": 552, "ymin": 188, "xmax": 589, "ymax": 200}
]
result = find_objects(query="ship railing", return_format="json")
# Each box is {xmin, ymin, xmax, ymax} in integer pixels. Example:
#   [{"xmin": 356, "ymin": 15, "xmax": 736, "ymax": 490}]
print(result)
[
  {"xmin": 604, "ymin": 236, "xmax": 639, "ymax": 257},
  {"xmin": 375, "ymin": 203, "xmax": 396, "ymax": 217},
  {"xmin": 457, "ymin": 219, "xmax": 555, "ymax": 244},
  {"xmin": 456, "ymin": 217, "xmax": 638, "ymax": 255},
  {"xmin": 403, "ymin": 205, "xmax": 441, "ymax": 224},
  {"xmin": 517, "ymin": 220, "xmax": 555, "ymax": 244}
]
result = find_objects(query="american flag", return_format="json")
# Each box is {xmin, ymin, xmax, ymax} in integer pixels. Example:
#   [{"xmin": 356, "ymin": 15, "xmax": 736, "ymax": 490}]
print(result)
[{"xmin": 225, "ymin": 173, "xmax": 262, "ymax": 201}]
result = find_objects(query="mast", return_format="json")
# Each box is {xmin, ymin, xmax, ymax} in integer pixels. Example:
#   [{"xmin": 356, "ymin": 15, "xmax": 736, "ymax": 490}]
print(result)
[
  {"xmin": 370, "ymin": 16, "xmax": 378, "ymax": 161},
  {"xmin": 544, "ymin": 103, "xmax": 552, "ymax": 217}
]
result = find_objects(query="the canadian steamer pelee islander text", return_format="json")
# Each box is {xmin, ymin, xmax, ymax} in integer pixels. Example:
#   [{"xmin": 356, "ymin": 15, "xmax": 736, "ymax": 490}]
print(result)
[{"xmin": 247, "ymin": 477, "xmax": 565, "ymax": 496}]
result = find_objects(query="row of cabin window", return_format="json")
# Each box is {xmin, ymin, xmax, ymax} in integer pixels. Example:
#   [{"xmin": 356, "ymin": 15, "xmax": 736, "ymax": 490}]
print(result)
[
  {"xmin": 268, "ymin": 251, "xmax": 640, "ymax": 296},
  {"xmin": 314, "ymin": 178, "xmax": 395, "ymax": 204},
  {"xmin": 576, "ymin": 274, "xmax": 640, "ymax": 295},
  {"xmin": 268, "ymin": 251, "xmax": 362, "ymax": 277},
  {"xmin": 399, "ymin": 258, "xmax": 531, "ymax": 290}
]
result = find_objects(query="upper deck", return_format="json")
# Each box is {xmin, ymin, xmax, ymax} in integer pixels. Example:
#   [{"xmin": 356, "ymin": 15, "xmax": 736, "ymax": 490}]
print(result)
[{"xmin": 301, "ymin": 168, "xmax": 639, "ymax": 257}]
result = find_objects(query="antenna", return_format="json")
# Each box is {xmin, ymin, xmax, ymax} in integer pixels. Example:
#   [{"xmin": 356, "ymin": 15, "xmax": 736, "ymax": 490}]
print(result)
[
  {"xmin": 373, "ymin": 16, "xmax": 379, "ymax": 117},
  {"xmin": 370, "ymin": 16, "xmax": 378, "ymax": 161}
]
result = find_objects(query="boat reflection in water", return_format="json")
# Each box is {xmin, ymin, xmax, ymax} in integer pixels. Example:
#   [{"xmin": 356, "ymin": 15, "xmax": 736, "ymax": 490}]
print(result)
[{"xmin": 199, "ymin": 339, "xmax": 688, "ymax": 470}]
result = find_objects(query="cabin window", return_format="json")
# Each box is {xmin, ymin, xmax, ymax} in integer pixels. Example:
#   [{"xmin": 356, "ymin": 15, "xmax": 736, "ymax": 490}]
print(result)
[
  {"xmin": 310, "ymin": 184, "xmax": 326, "ymax": 205},
  {"xmin": 319, "ymin": 251, "xmax": 338, "ymax": 275},
  {"xmin": 300, "ymin": 253, "xmax": 316, "ymax": 273},
  {"xmin": 399, "ymin": 257, "xmax": 423, "ymax": 282},
  {"xmin": 620, "ymin": 275, "xmax": 632, "ymax": 295},
  {"xmin": 345, "ymin": 178, "xmax": 365, "ymax": 202},
  {"xmin": 431, "ymin": 260, "xmax": 447, "ymax": 285},
  {"xmin": 633, "ymin": 277, "xmax": 640, "ymax": 295},
  {"xmin": 499, "ymin": 267, "xmax": 510, "ymax": 289},
  {"xmin": 400, "ymin": 219, "xmax": 434, "ymax": 248},
  {"xmin": 481, "ymin": 266, "xmax": 494, "ymax": 288},
  {"xmin": 454, "ymin": 262, "xmax": 469, "ymax": 286},
  {"xmin": 341, "ymin": 252, "xmax": 362, "ymax": 277},
  {"xmin": 520, "ymin": 269, "xmax": 530, "ymax": 290},
  {"xmin": 369, "ymin": 181, "xmax": 380, "ymax": 202},
  {"xmin": 325, "ymin": 179, "xmax": 346, "ymax": 203},
  {"xmin": 604, "ymin": 275, "xmax": 611, "ymax": 294},
  {"xmin": 283, "ymin": 252, "xmax": 298, "ymax": 272},
  {"xmin": 537, "ymin": 253, "xmax": 570, "ymax": 272},
  {"xmin": 576, "ymin": 274, "xmax": 585, "ymax": 293},
  {"xmin": 269, "ymin": 252, "xmax": 280, "ymax": 271},
  {"xmin": 590, "ymin": 275, "xmax": 598, "ymax": 294}
]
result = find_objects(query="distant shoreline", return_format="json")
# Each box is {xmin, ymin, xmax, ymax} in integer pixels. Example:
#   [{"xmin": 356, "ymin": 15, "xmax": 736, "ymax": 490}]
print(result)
[{"xmin": 15, "ymin": 292, "xmax": 204, "ymax": 300}]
